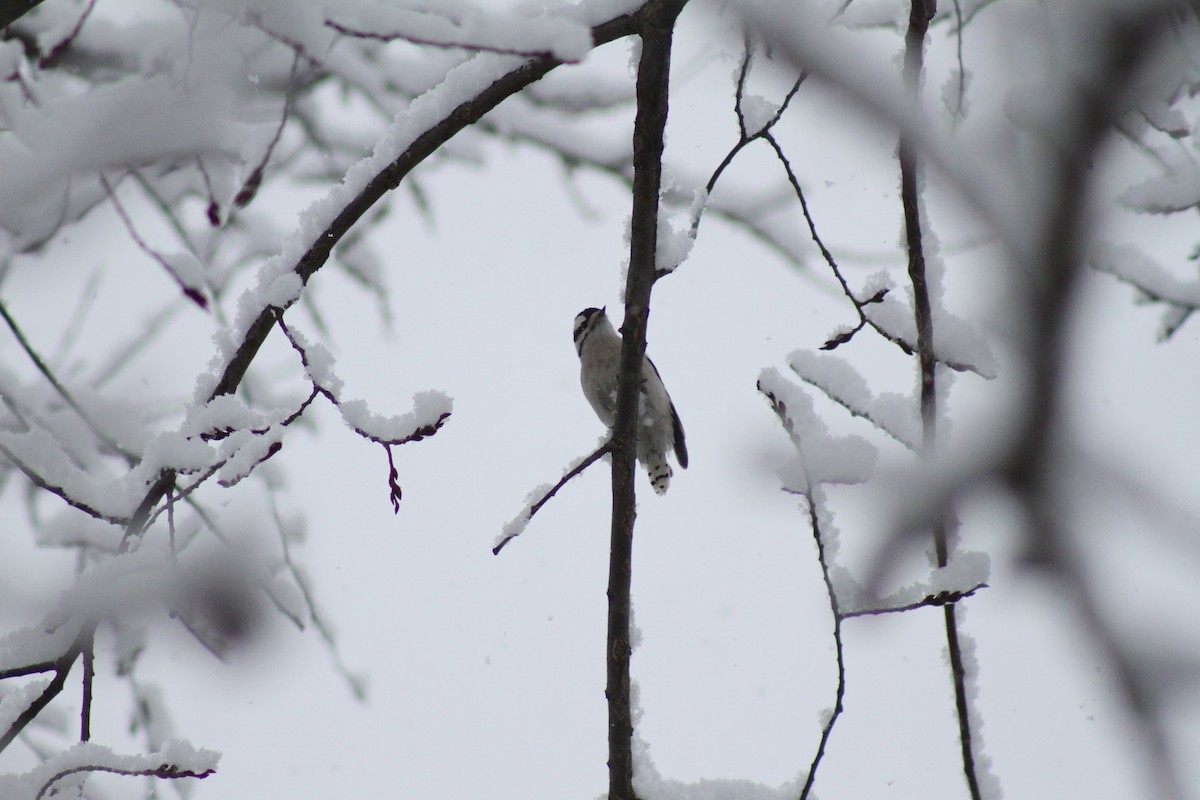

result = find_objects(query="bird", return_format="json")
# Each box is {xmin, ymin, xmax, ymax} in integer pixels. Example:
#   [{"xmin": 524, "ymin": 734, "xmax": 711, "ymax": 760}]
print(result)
[{"xmin": 573, "ymin": 306, "xmax": 688, "ymax": 494}]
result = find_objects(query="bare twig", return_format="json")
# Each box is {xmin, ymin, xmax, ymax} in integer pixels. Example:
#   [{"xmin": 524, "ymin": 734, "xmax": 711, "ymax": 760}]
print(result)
[
  {"xmin": 757, "ymin": 383, "xmax": 846, "ymax": 800},
  {"xmin": 35, "ymin": 761, "xmax": 214, "ymax": 800},
  {"xmin": 80, "ymin": 634, "xmax": 94, "ymax": 741},
  {"xmin": 325, "ymin": 18, "xmax": 574, "ymax": 60},
  {"xmin": 0, "ymin": 299, "xmax": 127, "ymax": 457},
  {"xmin": 384, "ymin": 444, "xmax": 402, "ymax": 513},
  {"xmin": 100, "ymin": 175, "xmax": 208, "ymax": 309},
  {"xmin": 0, "ymin": 438, "xmax": 129, "ymax": 525},
  {"xmin": 36, "ymin": 0, "xmax": 97, "ymax": 68},
  {"xmin": 492, "ymin": 443, "xmax": 611, "ymax": 555},
  {"xmin": 234, "ymin": 53, "xmax": 300, "ymax": 209},
  {"xmin": 842, "ymin": 583, "xmax": 987, "ymax": 619},
  {"xmin": 268, "ymin": 493, "xmax": 365, "ymax": 701}
]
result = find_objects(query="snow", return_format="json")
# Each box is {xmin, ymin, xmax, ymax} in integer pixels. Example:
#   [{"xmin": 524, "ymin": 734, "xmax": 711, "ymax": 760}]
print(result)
[
  {"xmin": 338, "ymin": 390, "xmax": 452, "ymax": 441},
  {"xmin": 294, "ymin": 332, "xmax": 343, "ymax": 394},
  {"xmin": 788, "ymin": 351, "xmax": 921, "ymax": 450},
  {"xmin": 215, "ymin": 426, "xmax": 285, "ymax": 487},
  {"xmin": 329, "ymin": 2, "xmax": 594, "ymax": 62},
  {"xmin": 0, "ymin": 73, "xmax": 261, "ymax": 249},
  {"xmin": 847, "ymin": 549, "xmax": 991, "ymax": 615},
  {"xmin": 941, "ymin": 68, "xmax": 971, "ymax": 121},
  {"xmin": 0, "ymin": 740, "xmax": 219, "ymax": 800},
  {"xmin": 758, "ymin": 367, "xmax": 878, "ymax": 491},
  {"xmin": 1120, "ymin": 150, "xmax": 1200, "ymax": 213},
  {"xmin": 498, "ymin": 481, "xmax": 551, "ymax": 547},
  {"xmin": 0, "ymin": 619, "xmax": 83, "ymax": 674},
  {"xmin": 139, "ymin": 432, "xmax": 219, "ymax": 477},
  {"xmin": 739, "ymin": 93, "xmax": 780, "ymax": 136},
  {"xmin": 200, "ymin": 41, "xmax": 548, "ymax": 400},
  {"xmin": 656, "ymin": 205, "xmax": 696, "ymax": 274},
  {"xmin": 1090, "ymin": 241, "xmax": 1200, "ymax": 307},
  {"xmin": 0, "ymin": 429, "xmax": 135, "ymax": 520},
  {"xmin": 634, "ymin": 732, "xmax": 803, "ymax": 800},
  {"xmin": 862, "ymin": 291, "xmax": 997, "ymax": 378},
  {"xmin": 183, "ymin": 395, "xmax": 272, "ymax": 439},
  {"xmin": 1, "ymin": 1, "xmax": 1196, "ymax": 798},
  {"xmin": 0, "ymin": 680, "xmax": 51, "ymax": 735}
]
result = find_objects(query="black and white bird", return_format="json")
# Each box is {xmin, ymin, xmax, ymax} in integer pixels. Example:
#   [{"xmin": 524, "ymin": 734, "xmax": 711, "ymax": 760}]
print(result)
[{"xmin": 573, "ymin": 306, "xmax": 688, "ymax": 494}]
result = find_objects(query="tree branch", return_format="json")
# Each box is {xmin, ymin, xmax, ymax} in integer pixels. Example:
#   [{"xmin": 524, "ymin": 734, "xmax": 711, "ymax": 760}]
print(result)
[
  {"xmin": 493, "ymin": 443, "xmax": 611, "ymax": 555},
  {"xmin": 115, "ymin": 9, "xmax": 643, "ymax": 549},
  {"xmin": 899, "ymin": 2, "xmax": 983, "ymax": 797},
  {"xmin": 757, "ymin": 383, "xmax": 847, "ymax": 800},
  {"xmin": 0, "ymin": 624, "xmax": 90, "ymax": 754},
  {"xmin": 35, "ymin": 761, "xmax": 214, "ymax": 800},
  {"xmin": 607, "ymin": 2, "xmax": 687, "ymax": 797},
  {"xmin": 0, "ymin": 0, "xmax": 47, "ymax": 32},
  {"xmin": 842, "ymin": 584, "xmax": 987, "ymax": 619}
]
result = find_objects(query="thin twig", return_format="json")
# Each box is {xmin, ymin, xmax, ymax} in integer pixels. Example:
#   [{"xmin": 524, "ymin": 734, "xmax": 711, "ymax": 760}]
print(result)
[
  {"xmin": 0, "ymin": 438, "xmax": 128, "ymax": 525},
  {"xmin": 325, "ymin": 18, "xmax": 574, "ymax": 60},
  {"xmin": 80, "ymin": 631, "xmax": 94, "ymax": 742},
  {"xmin": 0, "ymin": 299, "xmax": 126, "ymax": 456},
  {"xmin": 842, "ymin": 583, "xmax": 987, "ymax": 618},
  {"xmin": 100, "ymin": 175, "xmax": 208, "ymax": 309},
  {"xmin": 268, "ymin": 493, "xmax": 365, "ymax": 700},
  {"xmin": 36, "ymin": 0, "xmax": 97, "ymax": 67},
  {"xmin": 493, "ymin": 443, "xmax": 611, "ymax": 555},
  {"xmin": 234, "ymin": 53, "xmax": 299, "ymax": 208},
  {"xmin": 35, "ymin": 762, "xmax": 214, "ymax": 800},
  {"xmin": 756, "ymin": 383, "xmax": 846, "ymax": 800}
]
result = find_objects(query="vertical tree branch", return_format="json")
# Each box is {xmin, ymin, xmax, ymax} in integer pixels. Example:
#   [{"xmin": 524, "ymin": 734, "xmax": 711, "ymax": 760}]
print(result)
[
  {"xmin": 900, "ymin": 2, "xmax": 983, "ymax": 798},
  {"xmin": 80, "ymin": 632, "xmax": 94, "ymax": 742},
  {"xmin": 797, "ymin": 489, "xmax": 845, "ymax": 800},
  {"xmin": 900, "ymin": 0, "xmax": 937, "ymax": 470},
  {"xmin": 608, "ymin": 2, "xmax": 687, "ymax": 797},
  {"xmin": 999, "ymin": 13, "xmax": 1185, "ymax": 800}
]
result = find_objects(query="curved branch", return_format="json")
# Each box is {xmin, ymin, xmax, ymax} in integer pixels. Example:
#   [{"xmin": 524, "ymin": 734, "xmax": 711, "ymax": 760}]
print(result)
[
  {"xmin": 36, "ymin": 762, "xmax": 214, "ymax": 800},
  {"xmin": 119, "ymin": 8, "xmax": 645, "ymax": 546}
]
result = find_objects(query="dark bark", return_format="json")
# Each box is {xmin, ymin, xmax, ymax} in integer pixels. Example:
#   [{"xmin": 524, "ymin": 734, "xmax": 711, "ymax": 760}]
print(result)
[
  {"xmin": 0, "ymin": 0, "xmax": 44, "ymax": 31},
  {"xmin": 607, "ymin": 2, "xmax": 687, "ymax": 797},
  {"xmin": 119, "ymin": 9, "xmax": 644, "ymax": 545}
]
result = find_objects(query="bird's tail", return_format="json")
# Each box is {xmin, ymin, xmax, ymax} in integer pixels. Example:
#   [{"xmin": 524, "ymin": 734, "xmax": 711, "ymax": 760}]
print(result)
[{"xmin": 647, "ymin": 458, "xmax": 673, "ymax": 495}]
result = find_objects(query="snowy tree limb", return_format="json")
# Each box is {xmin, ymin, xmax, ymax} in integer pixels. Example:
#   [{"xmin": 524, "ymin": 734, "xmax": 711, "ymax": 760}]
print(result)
[
  {"xmin": 841, "ymin": 583, "xmax": 987, "ymax": 619},
  {"xmin": 118, "ymin": 6, "xmax": 645, "ymax": 549},
  {"xmin": 607, "ymin": 3, "xmax": 688, "ymax": 797},
  {"xmin": 0, "ymin": 623, "xmax": 91, "ymax": 755},
  {"xmin": 493, "ymin": 442, "xmax": 611, "ymax": 556},
  {"xmin": 756, "ymin": 380, "xmax": 847, "ymax": 800},
  {"xmin": 35, "ymin": 761, "xmax": 214, "ymax": 800}
]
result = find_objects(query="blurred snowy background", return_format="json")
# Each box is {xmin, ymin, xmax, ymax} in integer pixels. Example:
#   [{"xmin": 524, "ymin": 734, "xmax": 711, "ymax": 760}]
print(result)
[{"xmin": 0, "ymin": 0, "xmax": 1198, "ymax": 798}]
